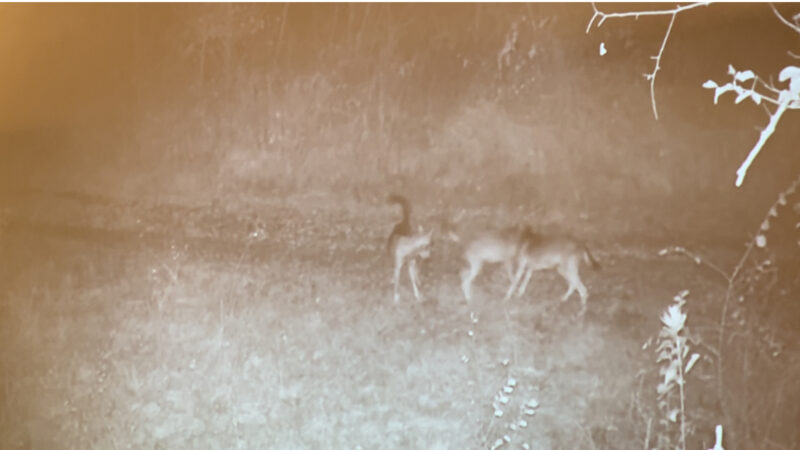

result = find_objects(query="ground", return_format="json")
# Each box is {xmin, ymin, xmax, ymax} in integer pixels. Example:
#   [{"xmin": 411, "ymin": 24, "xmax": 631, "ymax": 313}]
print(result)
[
  {"xmin": 0, "ymin": 190, "xmax": 751, "ymax": 450},
  {"xmin": 2, "ymin": 4, "xmax": 799, "ymax": 449}
]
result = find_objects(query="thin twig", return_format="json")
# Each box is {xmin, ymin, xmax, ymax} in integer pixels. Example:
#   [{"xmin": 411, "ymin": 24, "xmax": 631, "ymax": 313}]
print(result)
[
  {"xmin": 586, "ymin": 2, "xmax": 709, "ymax": 33},
  {"xmin": 678, "ymin": 336, "xmax": 687, "ymax": 450},
  {"xmin": 756, "ymin": 76, "xmax": 784, "ymax": 96},
  {"xmin": 770, "ymin": 3, "xmax": 800, "ymax": 34},
  {"xmin": 761, "ymin": 101, "xmax": 775, "ymax": 118},
  {"xmin": 586, "ymin": 2, "xmax": 709, "ymax": 120},
  {"xmin": 666, "ymin": 247, "xmax": 730, "ymax": 281},
  {"xmin": 647, "ymin": 12, "xmax": 677, "ymax": 119},
  {"xmin": 716, "ymin": 173, "xmax": 800, "ymax": 419}
]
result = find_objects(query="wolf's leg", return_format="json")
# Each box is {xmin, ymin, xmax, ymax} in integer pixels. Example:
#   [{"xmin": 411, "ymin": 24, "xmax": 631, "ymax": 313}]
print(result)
[
  {"xmin": 408, "ymin": 258, "xmax": 422, "ymax": 301},
  {"xmin": 393, "ymin": 254, "xmax": 404, "ymax": 302},
  {"xmin": 504, "ymin": 262, "xmax": 527, "ymax": 301},
  {"xmin": 557, "ymin": 261, "xmax": 579, "ymax": 303},
  {"xmin": 516, "ymin": 265, "xmax": 534, "ymax": 298},
  {"xmin": 460, "ymin": 259, "xmax": 482, "ymax": 302}
]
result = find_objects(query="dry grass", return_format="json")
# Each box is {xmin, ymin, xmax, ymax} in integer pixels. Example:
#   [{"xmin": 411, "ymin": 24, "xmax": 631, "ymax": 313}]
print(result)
[
  {"xmin": 0, "ymin": 191, "xmax": 797, "ymax": 449},
  {"xmin": 0, "ymin": 196, "xmax": 633, "ymax": 448}
]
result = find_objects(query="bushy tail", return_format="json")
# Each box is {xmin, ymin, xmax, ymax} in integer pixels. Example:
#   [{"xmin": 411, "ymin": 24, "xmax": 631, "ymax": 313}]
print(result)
[
  {"xmin": 583, "ymin": 244, "xmax": 601, "ymax": 270},
  {"xmin": 387, "ymin": 194, "xmax": 411, "ymax": 225}
]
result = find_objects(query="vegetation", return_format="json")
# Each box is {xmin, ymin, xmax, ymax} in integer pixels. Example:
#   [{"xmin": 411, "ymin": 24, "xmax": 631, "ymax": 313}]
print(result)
[{"xmin": 1, "ymin": 4, "xmax": 798, "ymax": 449}]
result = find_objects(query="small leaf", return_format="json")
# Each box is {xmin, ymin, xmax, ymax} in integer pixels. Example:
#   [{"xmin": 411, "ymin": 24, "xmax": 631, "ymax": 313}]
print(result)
[
  {"xmin": 685, "ymin": 352, "xmax": 701, "ymax": 373},
  {"xmin": 779, "ymin": 65, "xmax": 800, "ymax": 83},
  {"xmin": 660, "ymin": 364, "xmax": 679, "ymax": 389},
  {"xmin": 668, "ymin": 408, "xmax": 680, "ymax": 422},
  {"xmin": 728, "ymin": 64, "xmax": 736, "ymax": 76},
  {"xmin": 755, "ymin": 234, "xmax": 767, "ymax": 248},
  {"xmin": 599, "ymin": 42, "xmax": 607, "ymax": 56},
  {"xmin": 734, "ymin": 69, "xmax": 755, "ymax": 82},
  {"xmin": 778, "ymin": 193, "xmax": 787, "ymax": 206},
  {"xmin": 735, "ymin": 90, "xmax": 750, "ymax": 104},
  {"xmin": 760, "ymin": 220, "xmax": 770, "ymax": 231},
  {"xmin": 702, "ymin": 80, "xmax": 718, "ymax": 89},
  {"xmin": 769, "ymin": 206, "xmax": 778, "ymax": 217}
]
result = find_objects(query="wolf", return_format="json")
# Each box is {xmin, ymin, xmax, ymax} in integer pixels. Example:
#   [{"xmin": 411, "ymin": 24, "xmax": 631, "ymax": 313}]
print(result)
[
  {"xmin": 504, "ymin": 226, "xmax": 600, "ymax": 312},
  {"xmin": 387, "ymin": 194, "xmax": 432, "ymax": 302},
  {"xmin": 442, "ymin": 214, "xmax": 530, "ymax": 302}
]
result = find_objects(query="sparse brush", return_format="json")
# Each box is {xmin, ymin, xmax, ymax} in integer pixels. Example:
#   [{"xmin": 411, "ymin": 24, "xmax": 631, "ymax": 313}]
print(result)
[
  {"xmin": 657, "ymin": 173, "xmax": 800, "ymax": 447},
  {"xmin": 651, "ymin": 290, "xmax": 700, "ymax": 450}
]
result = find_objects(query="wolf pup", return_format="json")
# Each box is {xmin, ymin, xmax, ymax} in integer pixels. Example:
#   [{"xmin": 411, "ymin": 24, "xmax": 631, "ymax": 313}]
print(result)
[{"xmin": 387, "ymin": 194, "xmax": 432, "ymax": 302}]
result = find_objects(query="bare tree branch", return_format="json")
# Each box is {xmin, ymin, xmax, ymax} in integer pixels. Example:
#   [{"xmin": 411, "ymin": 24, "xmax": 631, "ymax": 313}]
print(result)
[
  {"xmin": 587, "ymin": 2, "xmax": 800, "ymax": 186},
  {"xmin": 646, "ymin": 12, "xmax": 677, "ymax": 119},
  {"xmin": 760, "ymin": 102, "xmax": 774, "ymax": 118},
  {"xmin": 770, "ymin": 3, "xmax": 800, "ymax": 34},
  {"xmin": 586, "ymin": 2, "xmax": 710, "ymax": 33},
  {"xmin": 586, "ymin": 2, "xmax": 710, "ymax": 119},
  {"xmin": 735, "ymin": 93, "xmax": 793, "ymax": 186}
]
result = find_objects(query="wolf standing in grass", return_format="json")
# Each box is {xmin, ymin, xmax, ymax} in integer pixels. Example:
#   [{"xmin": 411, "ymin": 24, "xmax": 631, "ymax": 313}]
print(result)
[
  {"xmin": 443, "ymin": 220, "xmax": 532, "ymax": 302},
  {"xmin": 504, "ymin": 227, "xmax": 601, "ymax": 313},
  {"xmin": 387, "ymin": 194, "xmax": 432, "ymax": 302}
]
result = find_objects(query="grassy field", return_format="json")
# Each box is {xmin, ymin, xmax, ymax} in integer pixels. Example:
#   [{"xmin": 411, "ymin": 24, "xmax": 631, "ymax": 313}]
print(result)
[
  {"xmin": 2, "ymin": 4, "xmax": 800, "ymax": 449},
  {"xmin": 2, "ymin": 190, "xmax": 766, "ymax": 450}
]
